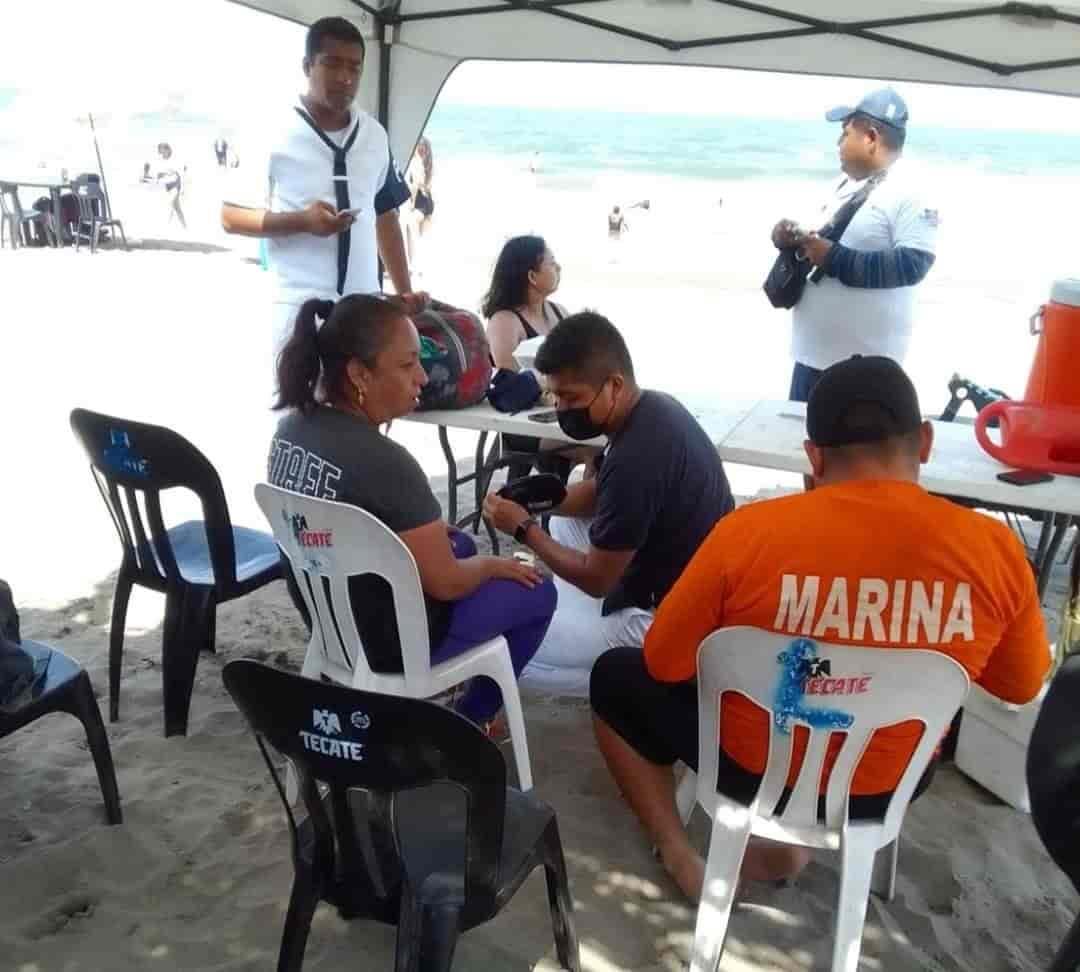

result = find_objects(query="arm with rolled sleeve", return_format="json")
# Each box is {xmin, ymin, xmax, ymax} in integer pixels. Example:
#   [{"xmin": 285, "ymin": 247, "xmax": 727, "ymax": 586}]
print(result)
[{"xmin": 823, "ymin": 192, "xmax": 939, "ymax": 289}]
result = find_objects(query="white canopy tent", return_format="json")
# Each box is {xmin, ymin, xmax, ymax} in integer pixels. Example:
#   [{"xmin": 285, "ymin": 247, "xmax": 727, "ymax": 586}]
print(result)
[{"xmin": 227, "ymin": 0, "xmax": 1080, "ymax": 159}]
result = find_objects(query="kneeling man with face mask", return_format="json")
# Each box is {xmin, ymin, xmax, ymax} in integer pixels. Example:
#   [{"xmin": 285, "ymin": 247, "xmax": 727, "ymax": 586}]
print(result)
[{"xmin": 483, "ymin": 312, "xmax": 734, "ymax": 693}]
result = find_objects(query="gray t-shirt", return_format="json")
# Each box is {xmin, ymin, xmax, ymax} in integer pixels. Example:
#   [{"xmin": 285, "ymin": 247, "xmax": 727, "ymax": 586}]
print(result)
[{"xmin": 268, "ymin": 406, "xmax": 448, "ymax": 670}]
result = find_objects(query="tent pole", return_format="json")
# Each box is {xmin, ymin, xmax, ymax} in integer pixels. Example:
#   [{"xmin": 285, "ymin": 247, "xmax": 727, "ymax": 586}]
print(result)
[
  {"xmin": 377, "ymin": 18, "xmax": 391, "ymax": 129},
  {"xmin": 87, "ymin": 112, "xmax": 113, "ymax": 217}
]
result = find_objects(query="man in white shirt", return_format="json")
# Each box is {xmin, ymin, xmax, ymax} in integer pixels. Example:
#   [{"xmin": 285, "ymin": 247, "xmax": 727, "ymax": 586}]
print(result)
[
  {"xmin": 773, "ymin": 88, "xmax": 940, "ymax": 401},
  {"xmin": 220, "ymin": 17, "xmax": 424, "ymax": 373}
]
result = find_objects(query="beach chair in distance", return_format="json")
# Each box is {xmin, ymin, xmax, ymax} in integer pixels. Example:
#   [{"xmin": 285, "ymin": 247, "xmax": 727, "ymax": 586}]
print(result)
[
  {"xmin": 71, "ymin": 174, "xmax": 128, "ymax": 253},
  {"xmin": 222, "ymin": 659, "xmax": 579, "ymax": 972},
  {"xmin": 0, "ymin": 640, "xmax": 122, "ymax": 825},
  {"xmin": 0, "ymin": 182, "xmax": 48, "ymax": 248},
  {"xmin": 255, "ymin": 483, "xmax": 534, "ymax": 791},
  {"xmin": 676, "ymin": 627, "xmax": 969, "ymax": 972},
  {"xmin": 1027, "ymin": 652, "xmax": 1080, "ymax": 971},
  {"xmin": 70, "ymin": 408, "xmax": 282, "ymax": 736}
]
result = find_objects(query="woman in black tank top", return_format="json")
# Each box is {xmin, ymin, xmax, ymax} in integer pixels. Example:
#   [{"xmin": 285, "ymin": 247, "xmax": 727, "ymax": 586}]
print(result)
[
  {"xmin": 482, "ymin": 235, "xmax": 567, "ymax": 372},
  {"xmin": 482, "ymin": 235, "xmax": 571, "ymax": 481}
]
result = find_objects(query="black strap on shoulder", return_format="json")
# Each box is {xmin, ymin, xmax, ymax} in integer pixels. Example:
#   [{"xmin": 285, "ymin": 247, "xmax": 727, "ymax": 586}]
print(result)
[
  {"xmin": 511, "ymin": 309, "xmax": 539, "ymax": 340},
  {"xmin": 294, "ymin": 106, "xmax": 360, "ymax": 296},
  {"xmin": 809, "ymin": 170, "xmax": 886, "ymax": 283},
  {"xmin": 548, "ymin": 302, "xmax": 565, "ymax": 323}
]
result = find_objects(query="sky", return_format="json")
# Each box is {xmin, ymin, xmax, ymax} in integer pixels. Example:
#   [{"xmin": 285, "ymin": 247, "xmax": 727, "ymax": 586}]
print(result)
[{"xmin": 3, "ymin": 0, "xmax": 1080, "ymax": 133}]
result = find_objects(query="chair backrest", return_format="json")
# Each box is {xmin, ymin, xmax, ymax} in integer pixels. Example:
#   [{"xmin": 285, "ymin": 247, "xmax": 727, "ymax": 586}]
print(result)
[
  {"xmin": 254, "ymin": 483, "xmax": 431, "ymax": 684},
  {"xmin": 222, "ymin": 658, "xmax": 507, "ymax": 918},
  {"xmin": 71, "ymin": 176, "xmax": 107, "ymax": 221},
  {"xmin": 0, "ymin": 183, "xmax": 24, "ymax": 220},
  {"xmin": 70, "ymin": 408, "xmax": 237, "ymax": 590},
  {"xmin": 1027, "ymin": 653, "xmax": 1080, "ymax": 891},
  {"xmin": 695, "ymin": 627, "xmax": 970, "ymax": 834}
]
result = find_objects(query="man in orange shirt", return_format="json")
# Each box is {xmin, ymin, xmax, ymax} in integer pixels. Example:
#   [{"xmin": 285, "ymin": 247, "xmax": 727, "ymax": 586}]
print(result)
[{"xmin": 590, "ymin": 355, "xmax": 1050, "ymax": 900}]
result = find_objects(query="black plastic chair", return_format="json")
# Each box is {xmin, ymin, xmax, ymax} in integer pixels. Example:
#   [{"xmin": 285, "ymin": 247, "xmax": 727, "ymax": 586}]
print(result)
[
  {"xmin": 1, "ymin": 639, "xmax": 122, "ymax": 825},
  {"xmin": 1028, "ymin": 654, "xmax": 1080, "ymax": 971},
  {"xmin": 0, "ymin": 182, "xmax": 47, "ymax": 249},
  {"xmin": 222, "ymin": 659, "xmax": 580, "ymax": 972},
  {"xmin": 71, "ymin": 174, "xmax": 127, "ymax": 253},
  {"xmin": 70, "ymin": 408, "xmax": 282, "ymax": 736}
]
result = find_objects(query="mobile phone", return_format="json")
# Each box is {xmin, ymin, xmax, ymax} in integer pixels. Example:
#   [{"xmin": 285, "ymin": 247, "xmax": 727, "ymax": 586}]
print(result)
[
  {"xmin": 340, "ymin": 207, "xmax": 363, "ymax": 217},
  {"xmin": 528, "ymin": 409, "xmax": 558, "ymax": 424},
  {"xmin": 996, "ymin": 468, "xmax": 1054, "ymax": 486}
]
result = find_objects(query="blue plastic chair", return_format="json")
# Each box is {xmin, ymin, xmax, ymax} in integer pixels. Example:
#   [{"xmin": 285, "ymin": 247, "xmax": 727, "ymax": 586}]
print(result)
[{"xmin": 70, "ymin": 408, "xmax": 282, "ymax": 736}]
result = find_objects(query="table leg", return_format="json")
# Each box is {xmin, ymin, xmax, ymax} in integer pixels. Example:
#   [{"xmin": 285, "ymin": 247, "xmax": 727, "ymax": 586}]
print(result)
[
  {"xmin": 1037, "ymin": 514, "xmax": 1072, "ymax": 601},
  {"xmin": 437, "ymin": 425, "xmax": 458, "ymax": 524},
  {"xmin": 50, "ymin": 187, "xmax": 63, "ymax": 247}
]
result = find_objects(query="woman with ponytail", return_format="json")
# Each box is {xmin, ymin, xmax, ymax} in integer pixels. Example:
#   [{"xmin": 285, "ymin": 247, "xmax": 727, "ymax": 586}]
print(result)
[{"xmin": 268, "ymin": 294, "xmax": 556, "ymax": 734}]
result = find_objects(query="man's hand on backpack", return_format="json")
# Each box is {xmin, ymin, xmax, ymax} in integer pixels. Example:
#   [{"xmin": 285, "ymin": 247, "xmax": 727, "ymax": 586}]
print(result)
[
  {"xmin": 399, "ymin": 292, "xmax": 430, "ymax": 314},
  {"xmin": 303, "ymin": 200, "xmax": 354, "ymax": 237}
]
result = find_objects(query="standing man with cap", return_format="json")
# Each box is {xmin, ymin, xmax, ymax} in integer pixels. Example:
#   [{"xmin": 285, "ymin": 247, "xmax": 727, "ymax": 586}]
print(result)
[
  {"xmin": 221, "ymin": 16, "xmax": 425, "ymax": 379},
  {"xmin": 590, "ymin": 355, "xmax": 1049, "ymax": 900},
  {"xmin": 773, "ymin": 88, "xmax": 940, "ymax": 403}
]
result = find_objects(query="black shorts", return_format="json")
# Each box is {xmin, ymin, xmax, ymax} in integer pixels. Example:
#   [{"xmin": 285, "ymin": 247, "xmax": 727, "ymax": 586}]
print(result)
[{"xmin": 589, "ymin": 645, "xmax": 936, "ymax": 822}]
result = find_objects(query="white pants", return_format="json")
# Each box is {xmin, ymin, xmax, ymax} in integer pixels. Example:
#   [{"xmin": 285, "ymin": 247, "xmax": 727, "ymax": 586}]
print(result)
[
  {"xmin": 520, "ymin": 516, "xmax": 654, "ymax": 697},
  {"xmin": 270, "ymin": 301, "xmax": 304, "ymax": 391}
]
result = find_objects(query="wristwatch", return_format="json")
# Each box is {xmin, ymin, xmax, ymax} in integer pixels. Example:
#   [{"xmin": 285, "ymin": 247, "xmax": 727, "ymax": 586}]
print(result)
[{"xmin": 514, "ymin": 516, "xmax": 537, "ymax": 544}]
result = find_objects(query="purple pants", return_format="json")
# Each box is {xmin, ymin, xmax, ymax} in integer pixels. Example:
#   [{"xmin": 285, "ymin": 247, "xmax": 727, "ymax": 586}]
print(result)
[{"xmin": 430, "ymin": 530, "xmax": 556, "ymax": 723}]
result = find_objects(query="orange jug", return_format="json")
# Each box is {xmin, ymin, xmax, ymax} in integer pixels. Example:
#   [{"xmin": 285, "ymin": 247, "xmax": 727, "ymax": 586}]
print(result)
[
  {"xmin": 976, "ymin": 401, "xmax": 1080, "ymax": 476},
  {"xmin": 1025, "ymin": 278, "xmax": 1080, "ymax": 407}
]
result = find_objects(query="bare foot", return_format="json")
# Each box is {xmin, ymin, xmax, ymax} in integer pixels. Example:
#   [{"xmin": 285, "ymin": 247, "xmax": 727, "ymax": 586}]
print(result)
[
  {"xmin": 657, "ymin": 838, "xmax": 706, "ymax": 902},
  {"xmin": 740, "ymin": 838, "xmax": 812, "ymax": 883}
]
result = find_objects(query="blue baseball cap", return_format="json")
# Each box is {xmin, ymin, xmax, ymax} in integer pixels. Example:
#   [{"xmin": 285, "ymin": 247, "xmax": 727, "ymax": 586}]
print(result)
[{"xmin": 826, "ymin": 87, "xmax": 909, "ymax": 130}]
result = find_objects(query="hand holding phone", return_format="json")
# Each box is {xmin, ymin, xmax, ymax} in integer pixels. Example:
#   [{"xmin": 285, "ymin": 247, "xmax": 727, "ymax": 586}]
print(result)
[
  {"xmin": 996, "ymin": 468, "xmax": 1054, "ymax": 486},
  {"xmin": 339, "ymin": 206, "xmax": 363, "ymax": 218}
]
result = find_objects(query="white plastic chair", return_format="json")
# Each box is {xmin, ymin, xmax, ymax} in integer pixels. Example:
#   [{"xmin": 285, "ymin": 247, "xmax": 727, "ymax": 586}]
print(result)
[
  {"xmin": 680, "ymin": 626, "xmax": 970, "ymax": 972},
  {"xmin": 254, "ymin": 483, "xmax": 533, "ymax": 791}
]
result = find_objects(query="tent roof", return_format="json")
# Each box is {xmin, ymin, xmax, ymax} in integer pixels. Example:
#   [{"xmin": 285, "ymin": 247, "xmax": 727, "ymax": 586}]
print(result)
[{"xmin": 227, "ymin": 0, "xmax": 1080, "ymax": 157}]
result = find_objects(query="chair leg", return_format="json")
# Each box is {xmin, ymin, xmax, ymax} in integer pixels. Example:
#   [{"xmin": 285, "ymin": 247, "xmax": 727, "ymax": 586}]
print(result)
[
  {"xmin": 1050, "ymin": 912, "xmax": 1080, "ymax": 972},
  {"xmin": 91, "ymin": 220, "xmax": 102, "ymax": 254},
  {"xmin": 496, "ymin": 660, "xmax": 533, "ymax": 791},
  {"xmin": 870, "ymin": 836, "xmax": 898, "ymax": 902},
  {"xmin": 276, "ymin": 870, "xmax": 320, "ymax": 972},
  {"xmin": 690, "ymin": 804, "xmax": 752, "ymax": 972},
  {"xmin": 676, "ymin": 768, "xmax": 698, "ymax": 826},
  {"xmin": 161, "ymin": 586, "xmax": 215, "ymax": 737},
  {"xmin": 394, "ymin": 884, "xmax": 424, "ymax": 972},
  {"xmin": 108, "ymin": 571, "xmax": 133, "ymax": 722},
  {"xmin": 830, "ymin": 827, "xmax": 878, "ymax": 972},
  {"xmin": 542, "ymin": 819, "xmax": 581, "ymax": 972},
  {"xmin": 419, "ymin": 903, "xmax": 462, "ymax": 972},
  {"xmin": 62, "ymin": 671, "xmax": 123, "ymax": 825},
  {"xmin": 117, "ymin": 222, "xmax": 129, "ymax": 251}
]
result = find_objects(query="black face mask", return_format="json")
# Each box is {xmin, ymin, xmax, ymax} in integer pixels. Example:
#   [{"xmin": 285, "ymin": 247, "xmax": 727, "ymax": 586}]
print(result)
[{"xmin": 557, "ymin": 380, "xmax": 612, "ymax": 441}]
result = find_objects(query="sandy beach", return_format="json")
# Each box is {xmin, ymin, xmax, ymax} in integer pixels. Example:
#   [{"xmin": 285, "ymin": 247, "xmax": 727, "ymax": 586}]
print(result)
[{"xmin": 1, "ymin": 182, "xmax": 1077, "ymax": 970}]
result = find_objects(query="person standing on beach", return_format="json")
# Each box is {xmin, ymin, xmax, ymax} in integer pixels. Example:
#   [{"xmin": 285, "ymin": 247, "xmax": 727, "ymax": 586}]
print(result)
[
  {"xmin": 773, "ymin": 88, "xmax": 939, "ymax": 402},
  {"xmin": 220, "ymin": 16, "xmax": 425, "ymax": 379}
]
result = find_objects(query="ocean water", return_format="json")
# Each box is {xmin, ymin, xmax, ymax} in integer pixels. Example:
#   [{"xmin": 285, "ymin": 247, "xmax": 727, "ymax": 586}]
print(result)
[{"xmin": 426, "ymin": 103, "xmax": 1080, "ymax": 185}]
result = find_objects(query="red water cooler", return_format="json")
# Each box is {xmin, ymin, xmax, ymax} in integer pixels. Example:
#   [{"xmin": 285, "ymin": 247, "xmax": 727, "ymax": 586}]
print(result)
[{"xmin": 976, "ymin": 279, "xmax": 1080, "ymax": 475}]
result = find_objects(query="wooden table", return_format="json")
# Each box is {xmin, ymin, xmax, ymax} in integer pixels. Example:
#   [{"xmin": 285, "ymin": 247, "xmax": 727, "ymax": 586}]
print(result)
[
  {"xmin": 1, "ymin": 179, "xmax": 70, "ymax": 248},
  {"xmin": 718, "ymin": 400, "xmax": 1078, "ymax": 597}
]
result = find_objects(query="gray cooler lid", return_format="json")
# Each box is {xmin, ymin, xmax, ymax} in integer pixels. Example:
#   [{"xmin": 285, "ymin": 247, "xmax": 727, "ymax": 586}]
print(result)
[{"xmin": 1051, "ymin": 278, "xmax": 1080, "ymax": 307}]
